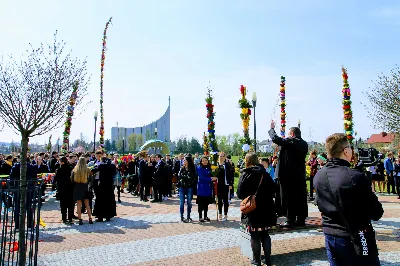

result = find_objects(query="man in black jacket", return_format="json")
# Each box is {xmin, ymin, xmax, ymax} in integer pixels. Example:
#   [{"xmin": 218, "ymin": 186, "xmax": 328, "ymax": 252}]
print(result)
[
  {"xmin": 54, "ymin": 157, "xmax": 74, "ymax": 224},
  {"xmin": 268, "ymin": 120, "xmax": 308, "ymax": 227},
  {"xmin": 314, "ymin": 133, "xmax": 383, "ymax": 266},
  {"xmin": 152, "ymin": 154, "xmax": 166, "ymax": 202},
  {"xmin": 138, "ymin": 152, "xmax": 149, "ymax": 201}
]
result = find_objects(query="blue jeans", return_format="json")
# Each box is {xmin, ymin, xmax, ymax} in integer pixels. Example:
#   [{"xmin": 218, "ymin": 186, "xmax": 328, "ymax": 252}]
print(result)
[
  {"xmin": 179, "ymin": 187, "xmax": 193, "ymax": 218},
  {"xmin": 325, "ymin": 234, "xmax": 380, "ymax": 266}
]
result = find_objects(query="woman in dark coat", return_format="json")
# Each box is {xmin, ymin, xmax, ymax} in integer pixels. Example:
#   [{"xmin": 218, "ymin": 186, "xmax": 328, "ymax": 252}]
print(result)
[
  {"xmin": 237, "ymin": 153, "xmax": 277, "ymax": 266},
  {"xmin": 92, "ymin": 157, "xmax": 117, "ymax": 222}
]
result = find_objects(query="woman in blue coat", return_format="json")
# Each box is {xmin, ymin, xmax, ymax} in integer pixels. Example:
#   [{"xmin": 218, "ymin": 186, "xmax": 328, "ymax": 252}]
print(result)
[{"xmin": 196, "ymin": 156, "xmax": 216, "ymax": 222}]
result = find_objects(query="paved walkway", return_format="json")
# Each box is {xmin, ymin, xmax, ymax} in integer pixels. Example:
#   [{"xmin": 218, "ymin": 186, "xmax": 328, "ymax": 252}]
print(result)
[{"xmin": 35, "ymin": 192, "xmax": 400, "ymax": 266}]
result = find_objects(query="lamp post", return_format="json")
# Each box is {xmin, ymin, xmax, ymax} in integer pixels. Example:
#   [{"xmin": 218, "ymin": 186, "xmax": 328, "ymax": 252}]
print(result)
[
  {"xmin": 57, "ymin": 137, "xmax": 60, "ymax": 153},
  {"xmin": 252, "ymin": 92, "xmax": 257, "ymax": 153},
  {"xmin": 122, "ymin": 137, "xmax": 125, "ymax": 156},
  {"xmin": 93, "ymin": 111, "xmax": 98, "ymax": 152},
  {"xmin": 154, "ymin": 128, "xmax": 158, "ymax": 154},
  {"xmin": 124, "ymin": 128, "xmax": 127, "ymax": 154},
  {"xmin": 298, "ymin": 119, "xmax": 301, "ymax": 129}
]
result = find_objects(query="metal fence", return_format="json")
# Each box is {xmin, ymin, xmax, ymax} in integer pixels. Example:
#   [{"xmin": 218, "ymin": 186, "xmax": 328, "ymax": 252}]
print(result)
[{"xmin": 0, "ymin": 179, "xmax": 43, "ymax": 266}]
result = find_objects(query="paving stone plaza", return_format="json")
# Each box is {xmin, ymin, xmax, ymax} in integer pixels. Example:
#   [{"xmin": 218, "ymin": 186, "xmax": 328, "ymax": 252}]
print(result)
[{"xmin": 35, "ymin": 193, "xmax": 400, "ymax": 266}]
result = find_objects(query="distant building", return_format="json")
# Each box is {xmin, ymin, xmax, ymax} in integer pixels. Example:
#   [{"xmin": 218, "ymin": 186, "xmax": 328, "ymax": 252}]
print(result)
[
  {"xmin": 258, "ymin": 140, "xmax": 273, "ymax": 153},
  {"xmin": 366, "ymin": 132, "xmax": 395, "ymax": 145},
  {"xmin": 111, "ymin": 97, "xmax": 171, "ymax": 150}
]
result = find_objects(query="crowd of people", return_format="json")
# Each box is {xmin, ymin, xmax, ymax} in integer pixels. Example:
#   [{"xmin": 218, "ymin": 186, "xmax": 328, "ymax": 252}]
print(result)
[{"xmin": 0, "ymin": 121, "xmax": 397, "ymax": 265}]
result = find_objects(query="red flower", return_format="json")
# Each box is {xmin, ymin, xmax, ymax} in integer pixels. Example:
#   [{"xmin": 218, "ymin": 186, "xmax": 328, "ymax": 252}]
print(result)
[{"xmin": 248, "ymin": 109, "xmax": 251, "ymax": 115}]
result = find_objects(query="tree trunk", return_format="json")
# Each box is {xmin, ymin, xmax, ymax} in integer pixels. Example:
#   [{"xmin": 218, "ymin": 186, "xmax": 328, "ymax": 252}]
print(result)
[{"xmin": 18, "ymin": 134, "xmax": 29, "ymax": 266}]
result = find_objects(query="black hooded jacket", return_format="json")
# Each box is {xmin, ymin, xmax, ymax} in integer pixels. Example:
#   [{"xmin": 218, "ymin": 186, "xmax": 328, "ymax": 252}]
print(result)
[
  {"xmin": 314, "ymin": 158, "xmax": 384, "ymax": 237},
  {"xmin": 237, "ymin": 165, "xmax": 277, "ymax": 228}
]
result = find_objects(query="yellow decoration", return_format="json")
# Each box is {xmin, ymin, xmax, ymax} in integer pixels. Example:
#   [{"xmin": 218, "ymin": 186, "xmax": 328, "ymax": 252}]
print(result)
[{"xmin": 40, "ymin": 217, "xmax": 47, "ymax": 228}]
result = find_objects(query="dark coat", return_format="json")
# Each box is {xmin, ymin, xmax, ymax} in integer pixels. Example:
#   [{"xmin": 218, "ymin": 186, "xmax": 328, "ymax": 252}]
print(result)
[
  {"xmin": 314, "ymin": 158, "xmax": 383, "ymax": 237},
  {"xmin": 10, "ymin": 162, "xmax": 38, "ymax": 188},
  {"xmin": 48, "ymin": 157, "xmax": 59, "ymax": 173},
  {"xmin": 197, "ymin": 165, "xmax": 213, "ymax": 197},
  {"xmin": 53, "ymin": 164, "xmax": 73, "ymax": 199},
  {"xmin": 153, "ymin": 160, "xmax": 166, "ymax": 187},
  {"xmin": 237, "ymin": 165, "xmax": 277, "ymax": 228},
  {"xmin": 177, "ymin": 167, "xmax": 196, "ymax": 189},
  {"xmin": 1, "ymin": 162, "xmax": 12, "ymax": 176},
  {"xmin": 138, "ymin": 159, "xmax": 147, "ymax": 180},
  {"xmin": 93, "ymin": 163, "xmax": 117, "ymax": 219},
  {"xmin": 36, "ymin": 163, "xmax": 49, "ymax": 174},
  {"xmin": 268, "ymin": 128, "xmax": 308, "ymax": 219},
  {"xmin": 173, "ymin": 160, "xmax": 181, "ymax": 175}
]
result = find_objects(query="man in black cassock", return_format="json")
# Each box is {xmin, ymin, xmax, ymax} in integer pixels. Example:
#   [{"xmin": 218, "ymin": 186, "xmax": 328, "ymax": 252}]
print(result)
[
  {"xmin": 268, "ymin": 120, "xmax": 308, "ymax": 228},
  {"xmin": 92, "ymin": 157, "xmax": 117, "ymax": 222}
]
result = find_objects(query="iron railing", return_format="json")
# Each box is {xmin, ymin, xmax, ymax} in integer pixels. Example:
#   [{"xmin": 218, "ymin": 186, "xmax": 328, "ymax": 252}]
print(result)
[{"xmin": 0, "ymin": 179, "xmax": 43, "ymax": 266}]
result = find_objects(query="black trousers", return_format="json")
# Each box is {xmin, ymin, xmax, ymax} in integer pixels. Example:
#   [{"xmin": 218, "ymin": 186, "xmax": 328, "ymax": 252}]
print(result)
[
  {"xmin": 217, "ymin": 185, "xmax": 229, "ymax": 215},
  {"xmin": 387, "ymin": 173, "xmax": 396, "ymax": 194},
  {"xmin": 139, "ymin": 179, "xmax": 149, "ymax": 200},
  {"xmin": 128, "ymin": 176, "xmax": 139, "ymax": 193},
  {"xmin": 115, "ymin": 186, "xmax": 121, "ymax": 199},
  {"xmin": 153, "ymin": 185, "xmax": 163, "ymax": 201},
  {"xmin": 395, "ymin": 175, "xmax": 400, "ymax": 197},
  {"xmin": 250, "ymin": 230, "xmax": 272, "ymax": 266},
  {"xmin": 198, "ymin": 203, "xmax": 209, "ymax": 218},
  {"xmin": 60, "ymin": 197, "xmax": 74, "ymax": 221},
  {"xmin": 309, "ymin": 175, "xmax": 315, "ymax": 199},
  {"xmin": 163, "ymin": 174, "xmax": 172, "ymax": 197},
  {"xmin": 274, "ymin": 179, "xmax": 282, "ymax": 217}
]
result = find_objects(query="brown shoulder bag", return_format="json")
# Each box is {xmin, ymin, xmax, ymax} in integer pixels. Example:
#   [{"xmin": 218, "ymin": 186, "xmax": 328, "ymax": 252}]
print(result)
[{"xmin": 240, "ymin": 175, "xmax": 263, "ymax": 214}]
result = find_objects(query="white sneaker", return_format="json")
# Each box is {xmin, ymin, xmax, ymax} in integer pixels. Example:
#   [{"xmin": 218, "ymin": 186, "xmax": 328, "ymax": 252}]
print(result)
[{"xmin": 222, "ymin": 215, "xmax": 227, "ymax": 221}]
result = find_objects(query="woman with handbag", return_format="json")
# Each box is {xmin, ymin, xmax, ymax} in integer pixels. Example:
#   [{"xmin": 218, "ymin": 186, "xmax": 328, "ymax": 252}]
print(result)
[
  {"xmin": 71, "ymin": 157, "xmax": 93, "ymax": 225},
  {"xmin": 237, "ymin": 153, "xmax": 277, "ymax": 266}
]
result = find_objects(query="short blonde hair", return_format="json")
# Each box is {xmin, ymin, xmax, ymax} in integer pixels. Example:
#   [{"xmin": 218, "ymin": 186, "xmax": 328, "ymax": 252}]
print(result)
[{"xmin": 325, "ymin": 133, "xmax": 348, "ymax": 158}]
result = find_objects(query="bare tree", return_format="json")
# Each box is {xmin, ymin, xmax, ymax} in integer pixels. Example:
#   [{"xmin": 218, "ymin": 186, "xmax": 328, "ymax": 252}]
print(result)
[
  {"xmin": 0, "ymin": 32, "xmax": 89, "ymax": 265},
  {"xmin": 364, "ymin": 65, "xmax": 400, "ymax": 133}
]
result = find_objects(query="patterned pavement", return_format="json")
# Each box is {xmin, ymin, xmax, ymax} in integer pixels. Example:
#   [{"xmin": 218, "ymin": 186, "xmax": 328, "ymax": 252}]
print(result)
[{"xmin": 34, "ymin": 191, "xmax": 400, "ymax": 266}]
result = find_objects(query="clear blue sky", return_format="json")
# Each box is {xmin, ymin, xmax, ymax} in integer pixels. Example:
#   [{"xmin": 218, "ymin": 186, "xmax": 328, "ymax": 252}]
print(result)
[{"xmin": 0, "ymin": 0, "xmax": 399, "ymax": 146}]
